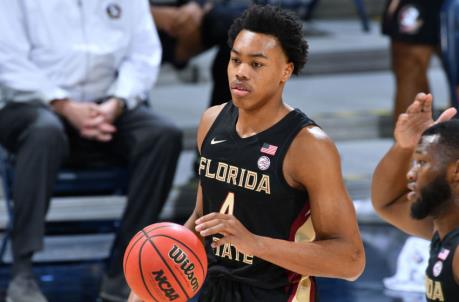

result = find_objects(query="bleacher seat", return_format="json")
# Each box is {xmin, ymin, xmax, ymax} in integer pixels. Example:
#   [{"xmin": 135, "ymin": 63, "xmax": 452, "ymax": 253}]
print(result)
[{"xmin": 0, "ymin": 145, "xmax": 129, "ymax": 263}]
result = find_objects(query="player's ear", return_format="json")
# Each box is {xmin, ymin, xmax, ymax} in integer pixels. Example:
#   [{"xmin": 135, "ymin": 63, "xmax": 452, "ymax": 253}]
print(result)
[
  {"xmin": 449, "ymin": 159, "xmax": 459, "ymax": 183},
  {"xmin": 280, "ymin": 62, "xmax": 294, "ymax": 83}
]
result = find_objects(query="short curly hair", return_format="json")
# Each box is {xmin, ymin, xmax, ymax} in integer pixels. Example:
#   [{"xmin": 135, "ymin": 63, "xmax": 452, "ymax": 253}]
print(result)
[{"xmin": 228, "ymin": 5, "xmax": 309, "ymax": 75}]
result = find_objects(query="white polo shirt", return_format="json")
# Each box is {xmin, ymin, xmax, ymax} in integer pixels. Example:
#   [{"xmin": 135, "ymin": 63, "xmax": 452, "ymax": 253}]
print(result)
[{"xmin": 0, "ymin": 0, "xmax": 162, "ymax": 109}]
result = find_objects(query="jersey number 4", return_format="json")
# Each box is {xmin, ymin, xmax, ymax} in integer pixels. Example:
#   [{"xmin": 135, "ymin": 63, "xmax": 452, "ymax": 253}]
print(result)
[{"xmin": 220, "ymin": 192, "xmax": 235, "ymax": 215}]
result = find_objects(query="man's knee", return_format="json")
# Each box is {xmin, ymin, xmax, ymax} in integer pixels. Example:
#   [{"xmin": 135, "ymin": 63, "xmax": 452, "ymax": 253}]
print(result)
[
  {"xmin": 24, "ymin": 116, "xmax": 69, "ymax": 156},
  {"xmin": 162, "ymin": 123, "xmax": 183, "ymax": 148},
  {"xmin": 153, "ymin": 123, "xmax": 183, "ymax": 155},
  {"xmin": 136, "ymin": 123, "xmax": 183, "ymax": 157}
]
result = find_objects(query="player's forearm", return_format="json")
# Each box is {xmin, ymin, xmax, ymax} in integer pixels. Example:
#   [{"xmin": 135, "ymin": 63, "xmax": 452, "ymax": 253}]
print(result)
[
  {"xmin": 371, "ymin": 143, "xmax": 413, "ymax": 211},
  {"xmin": 254, "ymin": 235, "xmax": 365, "ymax": 281}
]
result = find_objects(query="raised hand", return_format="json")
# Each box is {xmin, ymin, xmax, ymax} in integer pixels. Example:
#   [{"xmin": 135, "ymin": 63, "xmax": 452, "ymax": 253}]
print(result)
[{"xmin": 394, "ymin": 93, "xmax": 457, "ymax": 149}]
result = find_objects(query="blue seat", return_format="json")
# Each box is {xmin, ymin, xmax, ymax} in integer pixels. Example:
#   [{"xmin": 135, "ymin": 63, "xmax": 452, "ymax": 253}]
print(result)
[
  {"xmin": 0, "ymin": 145, "xmax": 129, "ymax": 262},
  {"xmin": 441, "ymin": 0, "xmax": 459, "ymax": 110}
]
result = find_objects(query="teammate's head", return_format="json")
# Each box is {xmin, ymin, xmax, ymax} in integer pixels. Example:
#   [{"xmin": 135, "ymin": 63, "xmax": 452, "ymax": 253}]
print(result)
[
  {"xmin": 226, "ymin": 5, "xmax": 308, "ymax": 109},
  {"xmin": 407, "ymin": 120, "xmax": 459, "ymax": 219},
  {"xmin": 228, "ymin": 5, "xmax": 308, "ymax": 75}
]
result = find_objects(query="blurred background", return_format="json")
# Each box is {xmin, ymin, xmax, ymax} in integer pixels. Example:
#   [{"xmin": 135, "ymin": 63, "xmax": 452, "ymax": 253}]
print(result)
[{"xmin": 0, "ymin": 0, "xmax": 453, "ymax": 301}]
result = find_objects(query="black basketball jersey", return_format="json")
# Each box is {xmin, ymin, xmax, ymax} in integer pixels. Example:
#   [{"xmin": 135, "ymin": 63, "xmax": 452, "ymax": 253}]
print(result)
[
  {"xmin": 426, "ymin": 227, "xmax": 459, "ymax": 302},
  {"xmin": 198, "ymin": 102, "xmax": 317, "ymax": 301}
]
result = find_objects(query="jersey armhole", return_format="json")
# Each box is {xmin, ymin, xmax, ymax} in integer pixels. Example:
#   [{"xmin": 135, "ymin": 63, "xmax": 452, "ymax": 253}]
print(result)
[
  {"xmin": 200, "ymin": 102, "xmax": 232, "ymax": 154},
  {"xmin": 276, "ymin": 120, "xmax": 317, "ymax": 191}
]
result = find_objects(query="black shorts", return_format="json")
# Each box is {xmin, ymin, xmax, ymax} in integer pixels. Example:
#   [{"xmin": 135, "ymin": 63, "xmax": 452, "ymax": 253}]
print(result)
[
  {"xmin": 381, "ymin": 0, "xmax": 445, "ymax": 45},
  {"xmin": 196, "ymin": 274, "xmax": 318, "ymax": 302}
]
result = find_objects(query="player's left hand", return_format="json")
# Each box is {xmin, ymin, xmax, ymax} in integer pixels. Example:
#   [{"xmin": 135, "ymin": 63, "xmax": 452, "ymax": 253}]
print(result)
[
  {"xmin": 195, "ymin": 213, "xmax": 260, "ymax": 255},
  {"xmin": 395, "ymin": 93, "xmax": 457, "ymax": 149}
]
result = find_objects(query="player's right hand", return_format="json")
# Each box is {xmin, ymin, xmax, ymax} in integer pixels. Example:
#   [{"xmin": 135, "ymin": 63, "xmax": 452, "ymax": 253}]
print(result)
[
  {"xmin": 128, "ymin": 291, "xmax": 143, "ymax": 302},
  {"xmin": 394, "ymin": 93, "xmax": 456, "ymax": 149}
]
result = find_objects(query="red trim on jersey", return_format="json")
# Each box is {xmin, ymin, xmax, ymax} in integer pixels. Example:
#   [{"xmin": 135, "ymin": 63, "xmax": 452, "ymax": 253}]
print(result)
[
  {"xmin": 286, "ymin": 203, "xmax": 311, "ymax": 286},
  {"xmin": 310, "ymin": 277, "xmax": 316, "ymax": 302},
  {"xmin": 288, "ymin": 202, "xmax": 311, "ymax": 241},
  {"xmin": 287, "ymin": 282, "xmax": 298, "ymax": 302}
]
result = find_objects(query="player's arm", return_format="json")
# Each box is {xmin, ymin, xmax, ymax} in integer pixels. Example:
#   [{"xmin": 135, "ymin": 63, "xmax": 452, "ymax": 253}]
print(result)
[
  {"xmin": 371, "ymin": 93, "xmax": 456, "ymax": 239},
  {"xmin": 184, "ymin": 104, "xmax": 227, "ymax": 234},
  {"xmin": 255, "ymin": 126, "xmax": 365, "ymax": 280},
  {"xmin": 453, "ymin": 246, "xmax": 459, "ymax": 285},
  {"xmin": 371, "ymin": 143, "xmax": 435, "ymax": 239}
]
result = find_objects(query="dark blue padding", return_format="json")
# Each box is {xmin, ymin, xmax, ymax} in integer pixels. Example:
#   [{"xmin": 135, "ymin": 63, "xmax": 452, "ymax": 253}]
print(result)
[{"xmin": 441, "ymin": 0, "xmax": 459, "ymax": 110}]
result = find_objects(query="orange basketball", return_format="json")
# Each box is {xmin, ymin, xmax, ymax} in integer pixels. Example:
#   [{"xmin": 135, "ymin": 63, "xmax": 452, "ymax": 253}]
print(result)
[{"xmin": 123, "ymin": 222, "xmax": 208, "ymax": 302}]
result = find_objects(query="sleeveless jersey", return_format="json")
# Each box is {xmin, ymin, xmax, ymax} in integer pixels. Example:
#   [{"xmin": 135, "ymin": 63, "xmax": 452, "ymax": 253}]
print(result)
[
  {"xmin": 198, "ymin": 102, "xmax": 317, "ymax": 301},
  {"xmin": 426, "ymin": 227, "xmax": 459, "ymax": 302}
]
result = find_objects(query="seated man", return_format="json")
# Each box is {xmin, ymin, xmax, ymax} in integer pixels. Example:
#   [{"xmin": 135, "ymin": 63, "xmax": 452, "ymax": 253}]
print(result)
[
  {"xmin": 0, "ymin": 1, "xmax": 182, "ymax": 302},
  {"xmin": 150, "ymin": 0, "xmax": 245, "ymax": 107}
]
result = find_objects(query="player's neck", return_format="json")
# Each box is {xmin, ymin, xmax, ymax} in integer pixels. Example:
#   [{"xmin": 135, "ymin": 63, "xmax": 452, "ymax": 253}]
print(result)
[
  {"xmin": 434, "ymin": 203, "xmax": 459, "ymax": 240},
  {"xmin": 236, "ymin": 100, "xmax": 291, "ymax": 138}
]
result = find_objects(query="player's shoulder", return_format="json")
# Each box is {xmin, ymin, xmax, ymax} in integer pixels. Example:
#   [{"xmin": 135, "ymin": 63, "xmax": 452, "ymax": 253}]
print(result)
[
  {"xmin": 201, "ymin": 103, "xmax": 227, "ymax": 125},
  {"xmin": 198, "ymin": 103, "xmax": 227, "ymax": 135},
  {"xmin": 287, "ymin": 125, "xmax": 340, "ymax": 165},
  {"xmin": 197, "ymin": 103, "xmax": 228, "ymax": 152},
  {"xmin": 293, "ymin": 125, "xmax": 337, "ymax": 152},
  {"xmin": 283, "ymin": 124, "xmax": 341, "ymax": 189}
]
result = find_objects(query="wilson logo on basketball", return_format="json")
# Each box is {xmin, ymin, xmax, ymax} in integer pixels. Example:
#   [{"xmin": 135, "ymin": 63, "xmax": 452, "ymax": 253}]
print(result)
[
  {"xmin": 169, "ymin": 245, "xmax": 200, "ymax": 291},
  {"xmin": 152, "ymin": 270, "xmax": 179, "ymax": 301}
]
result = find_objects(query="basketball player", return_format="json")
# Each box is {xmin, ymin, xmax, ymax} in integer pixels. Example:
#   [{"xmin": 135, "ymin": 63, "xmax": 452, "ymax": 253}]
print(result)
[
  {"xmin": 129, "ymin": 5, "xmax": 365, "ymax": 302},
  {"xmin": 372, "ymin": 92, "xmax": 459, "ymax": 301}
]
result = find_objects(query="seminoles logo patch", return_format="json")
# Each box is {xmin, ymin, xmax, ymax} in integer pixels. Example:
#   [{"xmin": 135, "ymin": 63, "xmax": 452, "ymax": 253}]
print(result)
[
  {"xmin": 433, "ymin": 261, "xmax": 443, "ymax": 277},
  {"xmin": 106, "ymin": 3, "xmax": 122, "ymax": 19},
  {"xmin": 398, "ymin": 5, "xmax": 422, "ymax": 34},
  {"xmin": 257, "ymin": 156, "xmax": 271, "ymax": 171}
]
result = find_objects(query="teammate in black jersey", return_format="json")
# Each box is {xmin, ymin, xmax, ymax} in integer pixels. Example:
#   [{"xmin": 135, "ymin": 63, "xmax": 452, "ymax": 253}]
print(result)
[
  {"xmin": 130, "ymin": 5, "xmax": 365, "ymax": 302},
  {"xmin": 372, "ymin": 93, "xmax": 459, "ymax": 301}
]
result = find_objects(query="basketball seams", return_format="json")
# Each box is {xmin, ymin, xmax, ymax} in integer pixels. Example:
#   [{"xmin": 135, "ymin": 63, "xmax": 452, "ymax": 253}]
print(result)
[
  {"xmin": 145, "ymin": 234, "xmax": 207, "ymax": 276},
  {"xmin": 124, "ymin": 233, "xmax": 146, "ymax": 275},
  {"xmin": 124, "ymin": 223, "xmax": 175, "ymax": 274},
  {"xmin": 138, "ymin": 239, "xmax": 161, "ymax": 302},
  {"xmin": 143, "ymin": 222, "xmax": 176, "ymax": 234},
  {"xmin": 141, "ymin": 229, "xmax": 191, "ymax": 301}
]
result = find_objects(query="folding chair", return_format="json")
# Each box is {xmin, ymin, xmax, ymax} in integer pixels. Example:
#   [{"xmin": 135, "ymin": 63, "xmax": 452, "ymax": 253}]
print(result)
[
  {"xmin": 0, "ymin": 145, "xmax": 129, "ymax": 263},
  {"xmin": 440, "ymin": 0, "xmax": 459, "ymax": 110}
]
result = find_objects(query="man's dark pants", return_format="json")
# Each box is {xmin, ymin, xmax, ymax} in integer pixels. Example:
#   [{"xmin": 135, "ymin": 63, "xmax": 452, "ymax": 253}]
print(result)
[{"xmin": 0, "ymin": 101, "xmax": 182, "ymax": 277}]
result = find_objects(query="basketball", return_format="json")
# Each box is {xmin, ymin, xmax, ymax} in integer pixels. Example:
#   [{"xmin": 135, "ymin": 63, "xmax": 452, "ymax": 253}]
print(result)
[{"xmin": 123, "ymin": 222, "xmax": 208, "ymax": 302}]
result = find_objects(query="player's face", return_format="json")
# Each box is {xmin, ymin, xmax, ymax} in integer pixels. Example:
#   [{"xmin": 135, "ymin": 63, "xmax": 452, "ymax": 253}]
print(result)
[
  {"xmin": 407, "ymin": 135, "xmax": 452, "ymax": 219},
  {"xmin": 228, "ymin": 30, "xmax": 293, "ymax": 110}
]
